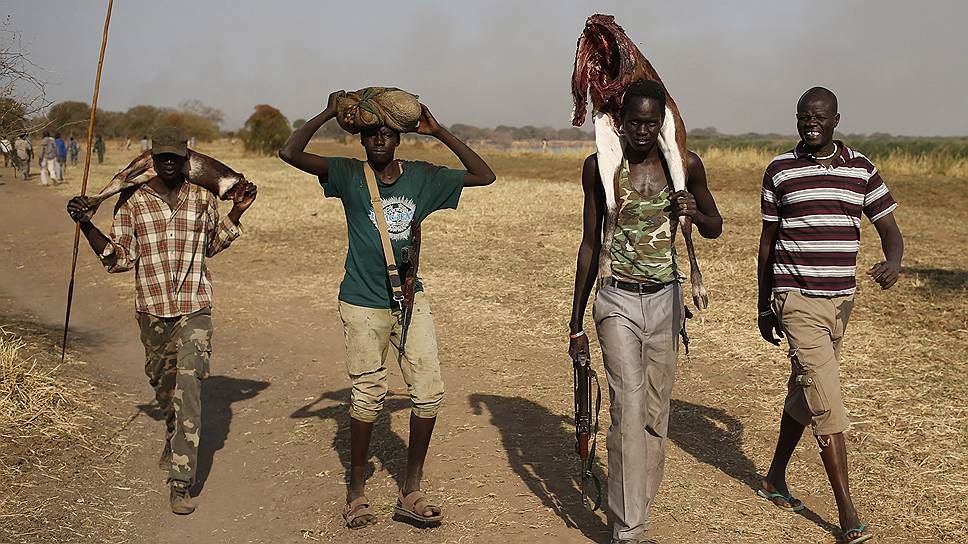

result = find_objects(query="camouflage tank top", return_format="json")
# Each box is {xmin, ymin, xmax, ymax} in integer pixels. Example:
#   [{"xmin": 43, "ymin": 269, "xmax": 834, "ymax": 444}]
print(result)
[{"xmin": 609, "ymin": 159, "xmax": 679, "ymax": 285}]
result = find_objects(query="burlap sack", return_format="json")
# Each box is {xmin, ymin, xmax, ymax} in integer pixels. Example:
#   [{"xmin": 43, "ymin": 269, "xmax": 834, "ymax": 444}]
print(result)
[{"xmin": 336, "ymin": 87, "xmax": 422, "ymax": 134}]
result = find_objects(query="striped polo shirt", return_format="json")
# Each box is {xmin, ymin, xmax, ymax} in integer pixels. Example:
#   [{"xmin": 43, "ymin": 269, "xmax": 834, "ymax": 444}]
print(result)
[{"xmin": 761, "ymin": 141, "xmax": 897, "ymax": 296}]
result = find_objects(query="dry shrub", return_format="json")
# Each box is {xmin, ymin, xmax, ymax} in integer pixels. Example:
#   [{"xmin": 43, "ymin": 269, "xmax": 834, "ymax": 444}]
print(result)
[
  {"xmin": 0, "ymin": 327, "xmax": 130, "ymax": 544},
  {"xmin": 0, "ymin": 328, "xmax": 81, "ymax": 441}
]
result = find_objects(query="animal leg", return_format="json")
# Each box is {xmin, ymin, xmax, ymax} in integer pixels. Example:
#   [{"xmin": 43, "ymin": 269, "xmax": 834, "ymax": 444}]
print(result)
[
  {"xmin": 87, "ymin": 151, "xmax": 154, "ymax": 207},
  {"xmin": 657, "ymin": 107, "xmax": 708, "ymax": 309},
  {"xmin": 594, "ymin": 112, "xmax": 624, "ymax": 279},
  {"xmin": 681, "ymin": 218, "xmax": 708, "ymax": 309}
]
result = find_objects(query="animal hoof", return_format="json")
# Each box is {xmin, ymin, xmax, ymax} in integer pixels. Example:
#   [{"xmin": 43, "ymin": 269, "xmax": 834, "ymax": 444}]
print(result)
[{"xmin": 691, "ymin": 281, "xmax": 709, "ymax": 311}]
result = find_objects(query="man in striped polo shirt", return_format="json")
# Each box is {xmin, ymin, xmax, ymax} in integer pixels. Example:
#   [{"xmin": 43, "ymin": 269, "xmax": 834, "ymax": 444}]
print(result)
[{"xmin": 756, "ymin": 87, "xmax": 903, "ymax": 544}]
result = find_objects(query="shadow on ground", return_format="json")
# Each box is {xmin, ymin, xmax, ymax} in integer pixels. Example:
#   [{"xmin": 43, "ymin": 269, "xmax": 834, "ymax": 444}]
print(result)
[
  {"xmin": 469, "ymin": 394, "xmax": 610, "ymax": 544},
  {"xmin": 0, "ymin": 313, "xmax": 111, "ymax": 360},
  {"xmin": 291, "ymin": 388, "xmax": 411, "ymax": 490},
  {"xmin": 670, "ymin": 399, "xmax": 840, "ymax": 535},
  {"xmin": 137, "ymin": 375, "xmax": 269, "ymax": 495},
  {"xmin": 904, "ymin": 266, "xmax": 968, "ymax": 292}
]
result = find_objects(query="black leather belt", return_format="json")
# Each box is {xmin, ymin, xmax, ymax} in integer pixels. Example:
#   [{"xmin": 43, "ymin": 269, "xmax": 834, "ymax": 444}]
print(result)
[{"xmin": 604, "ymin": 277, "xmax": 670, "ymax": 294}]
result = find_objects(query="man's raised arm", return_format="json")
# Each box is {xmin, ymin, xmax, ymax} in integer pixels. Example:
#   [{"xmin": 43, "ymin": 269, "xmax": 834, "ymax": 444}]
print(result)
[
  {"xmin": 278, "ymin": 90, "xmax": 345, "ymax": 177},
  {"xmin": 416, "ymin": 105, "xmax": 495, "ymax": 187}
]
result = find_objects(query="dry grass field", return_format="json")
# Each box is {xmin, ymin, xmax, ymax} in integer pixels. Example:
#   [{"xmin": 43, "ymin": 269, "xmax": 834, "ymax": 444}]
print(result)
[
  {"xmin": 12, "ymin": 137, "xmax": 965, "ymax": 543},
  {"xmin": 0, "ymin": 324, "xmax": 133, "ymax": 543}
]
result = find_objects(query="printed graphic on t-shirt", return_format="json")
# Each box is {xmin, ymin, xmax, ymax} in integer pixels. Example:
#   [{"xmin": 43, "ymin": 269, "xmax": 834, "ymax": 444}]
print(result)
[{"xmin": 368, "ymin": 195, "xmax": 416, "ymax": 241}]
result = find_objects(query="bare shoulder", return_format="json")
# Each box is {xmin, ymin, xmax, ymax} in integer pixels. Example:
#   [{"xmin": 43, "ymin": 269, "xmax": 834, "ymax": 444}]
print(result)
[
  {"xmin": 686, "ymin": 150, "xmax": 704, "ymax": 170},
  {"xmin": 581, "ymin": 153, "xmax": 600, "ymax": 188}
]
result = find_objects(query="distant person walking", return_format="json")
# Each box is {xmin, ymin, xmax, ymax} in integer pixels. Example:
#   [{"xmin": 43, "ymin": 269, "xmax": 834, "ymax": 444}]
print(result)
[
  {"xmin": 94, "ymin": 135, "xmax": 106, "ymax": 164},
  {"xmin": 756, "ymin": 87, "xmax": 903, "ymax": 544},
  {"xmin": 13, "ymin": 133, "xmax": 32, "ymax": 180},
  {"xmin": 68, "ymin": 135, "xmax": 80, "ymax": 165},
  {"xmin": 140, "ymin": 135, "xmax": 150, "ymax": 153},
  {"xmin": 39, "ymin": 131, "xmax": 56, "ymax": 186},
  {"xmin": 54, "ymin": 132, "xmax": 67, "ymax": 182},
  {"xmin": 1, "ymin": 138, "xmax": 10, "ymax": 167}
]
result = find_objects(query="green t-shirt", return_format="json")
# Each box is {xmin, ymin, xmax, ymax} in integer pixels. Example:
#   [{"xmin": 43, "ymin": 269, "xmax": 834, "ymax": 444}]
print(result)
[{"xmin": 321, "ymin": 157, "xmax": 466, "ymax": 309}]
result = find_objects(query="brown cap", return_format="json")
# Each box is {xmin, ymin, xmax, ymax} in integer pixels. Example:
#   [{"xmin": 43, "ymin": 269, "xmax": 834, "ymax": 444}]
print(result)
[{"xmin": 151, "ymin": 126, "xmax": 188, "ymax": 156}]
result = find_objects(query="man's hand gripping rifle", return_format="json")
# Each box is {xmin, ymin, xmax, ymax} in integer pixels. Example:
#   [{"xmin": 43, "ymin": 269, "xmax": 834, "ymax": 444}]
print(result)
[
  {"xmin": 397, "ymin": 221, "xmax": 421, "ymax": 362},
  {"xmin": 573, "ymin": 350, "xmax": 602, "ymax": 511}
]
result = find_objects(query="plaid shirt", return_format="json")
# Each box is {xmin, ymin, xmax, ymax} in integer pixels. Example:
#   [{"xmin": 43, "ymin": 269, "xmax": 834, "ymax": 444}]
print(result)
[{"xmin": 100, "ymin": 182, "xmax": 241, "ymax": 317}]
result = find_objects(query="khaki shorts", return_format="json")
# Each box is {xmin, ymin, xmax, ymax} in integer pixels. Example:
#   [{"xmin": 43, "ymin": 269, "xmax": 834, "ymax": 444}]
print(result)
[
  {"xmin": 773, "ymin": 291, "xmax": 854, "ymax": 436},
  {"xmin": 338, "ymin": 291, "xmax": 443, "ymax": 423}
]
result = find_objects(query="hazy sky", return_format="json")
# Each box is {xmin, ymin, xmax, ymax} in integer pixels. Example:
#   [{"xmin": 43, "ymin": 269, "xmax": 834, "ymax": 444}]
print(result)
[{"xmin": 7, "ymin": 1, "xmax": 967, "ymax": 136}]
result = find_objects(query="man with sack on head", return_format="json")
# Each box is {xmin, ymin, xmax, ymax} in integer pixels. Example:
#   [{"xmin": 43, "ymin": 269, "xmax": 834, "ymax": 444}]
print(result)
[{"xmin": 280, "ymin": 88, "xmax": 495, "ymax": 529}]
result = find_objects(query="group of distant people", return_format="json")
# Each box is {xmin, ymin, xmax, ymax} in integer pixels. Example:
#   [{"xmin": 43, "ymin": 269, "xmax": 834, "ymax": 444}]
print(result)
[{"xmin": 2, "ymin": 132, "xmax": 109, "ymax": 184}]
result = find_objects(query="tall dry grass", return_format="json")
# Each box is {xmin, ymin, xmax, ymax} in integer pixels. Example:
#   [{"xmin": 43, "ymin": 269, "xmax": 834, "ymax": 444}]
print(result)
[
  {"xmin": 0, "ymin": 329, "xmax": 82, "ymax": 440},
  {"xmin": 0, "ymin": 328, "xmax": 131, "ymax": 544}
]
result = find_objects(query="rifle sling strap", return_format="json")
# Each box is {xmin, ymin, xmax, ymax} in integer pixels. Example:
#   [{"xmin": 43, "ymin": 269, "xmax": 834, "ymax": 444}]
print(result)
[{"xmin": 363, "ymin": 161, "xmax": 405, "ymax": 308}]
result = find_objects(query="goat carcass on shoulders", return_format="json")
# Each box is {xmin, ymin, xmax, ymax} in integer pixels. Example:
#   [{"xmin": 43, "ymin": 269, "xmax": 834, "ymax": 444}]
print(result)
[{"xmin": 571, "ymin": 13, "xmax": 708, "ymax": 310}]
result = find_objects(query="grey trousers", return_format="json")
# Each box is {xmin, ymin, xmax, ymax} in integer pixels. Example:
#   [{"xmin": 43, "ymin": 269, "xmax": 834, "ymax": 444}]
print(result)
[{"xmin": 593, "ymin": 281, "xmax": 682, "ymax": 541}]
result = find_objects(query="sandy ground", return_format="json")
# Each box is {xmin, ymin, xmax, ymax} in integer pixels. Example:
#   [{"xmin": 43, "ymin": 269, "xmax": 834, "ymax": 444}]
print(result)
[{"xmin": 0, "ymin": 143, "xmax": 961, "ymax": 544}]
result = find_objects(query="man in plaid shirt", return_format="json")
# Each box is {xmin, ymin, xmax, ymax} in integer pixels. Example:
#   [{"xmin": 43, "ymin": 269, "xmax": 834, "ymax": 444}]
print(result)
[{"xmin": 67, "ymin": 126, "xmax": 257, "ymax": 515}]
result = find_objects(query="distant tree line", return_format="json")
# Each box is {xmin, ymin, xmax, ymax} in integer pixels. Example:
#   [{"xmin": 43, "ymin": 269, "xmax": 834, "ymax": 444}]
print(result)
[{"xmin": 33, "ymin": 99, "xmax": 224, "ymax": 141}]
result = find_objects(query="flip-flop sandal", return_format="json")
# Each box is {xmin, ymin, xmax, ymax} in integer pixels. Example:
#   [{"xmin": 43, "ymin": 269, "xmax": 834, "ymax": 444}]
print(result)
[
  {"xmin": 843, "ymin": 523, "xmax": 873, "ymax": 544},
  {"xmin": 343, "ymin": 496, "xmax": 377, "ymax": 529},
  {"xmin": 756, "ymin": 487, "xmax": 805, "ymax": 513},
  {"xmin": 394, "ymin": 490, "xmax": 443, "ymax": 525}
]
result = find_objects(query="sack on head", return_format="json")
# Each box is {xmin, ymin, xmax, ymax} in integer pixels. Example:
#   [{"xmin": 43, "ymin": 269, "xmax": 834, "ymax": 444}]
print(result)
[{"xmin": 336, "ymin": 87, "xmax": 422, "ymax": 134}]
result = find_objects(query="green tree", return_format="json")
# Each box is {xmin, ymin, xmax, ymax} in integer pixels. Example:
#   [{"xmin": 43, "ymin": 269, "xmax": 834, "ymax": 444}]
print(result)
[
  {"xmin": 449, "ymin": 123, "xmax": 492, "ymax": 141},
  {"xmin": 94, "ymin": 109, "xmax": 124, "ymax": 138},
  {"xmin": 240, "ymin": 104, "xmax": 289, "ymax": 155},
  {"xmin": 318, "ymin": 119, "xmax": 345, "ymax": 139},
  {"xmin": 46, "ymin": 100, "xmax": 90, "ymax": 133},
  {"xmin": 156, "ymin": 110, "xmax": 220, "ymax": 142},
  {"xmin": 293, "ymin": 118, "xmax": 306, "ymax": 129},
  {"xmin": 122, "ymin": 105, "xmax": 163, "ymax": 138},
  {"xmin": 0, "ymin": 97, "xmax": 26, "ymax": 139},
  {"xmin": 178, "ymin": 99, "xmax": 224, "ymax": 128}
]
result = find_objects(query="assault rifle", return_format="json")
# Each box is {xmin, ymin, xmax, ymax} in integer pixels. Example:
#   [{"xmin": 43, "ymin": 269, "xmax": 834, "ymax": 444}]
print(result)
[
  {"xmin": 397, "ymin": 221, "xmax": 421, "ymax": 362},
  {"xmin": 573, "ymin": 350, "xmax": 602, "ymax": 511}
]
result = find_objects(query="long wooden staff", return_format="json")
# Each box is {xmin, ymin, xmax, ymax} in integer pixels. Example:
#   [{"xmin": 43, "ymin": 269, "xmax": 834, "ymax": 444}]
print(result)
[{"xmin": 61, "ymin": 0, "xmax": 114, "ymax": 362}]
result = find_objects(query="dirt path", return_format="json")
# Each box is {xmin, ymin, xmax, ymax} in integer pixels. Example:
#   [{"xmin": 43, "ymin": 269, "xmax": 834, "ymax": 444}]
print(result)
[
  {"xmin": 4, "ymin": 162, "xmax": 946, "ymax": 544},
  {"xmin": 0, "ymin": 173, "xmax": 621, "ymax": 543}
]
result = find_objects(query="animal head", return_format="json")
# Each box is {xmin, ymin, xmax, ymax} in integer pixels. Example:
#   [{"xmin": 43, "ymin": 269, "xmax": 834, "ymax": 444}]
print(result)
[{"xmin": 571, "ymin": 14, "xmax": 641, "ymax": 127}]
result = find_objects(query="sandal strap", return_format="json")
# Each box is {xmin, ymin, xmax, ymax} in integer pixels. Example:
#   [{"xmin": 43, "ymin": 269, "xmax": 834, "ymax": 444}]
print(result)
[
  {"xmin": 400, "ymin": 490, "xmax": 438, "ymax": 513},
  {"xmin": 759, "ymin": 488, "xmax": 800, "ymax": 506},
  {"xmin": 344, "ymin": 496, "xmax": 371, "ymax": 519}
]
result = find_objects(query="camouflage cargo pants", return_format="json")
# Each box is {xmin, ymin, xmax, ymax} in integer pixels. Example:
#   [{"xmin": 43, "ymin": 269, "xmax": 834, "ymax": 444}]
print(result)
[{"xmin": 137, "ymin": 308, "xmax": 212, "ymax": 488}]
